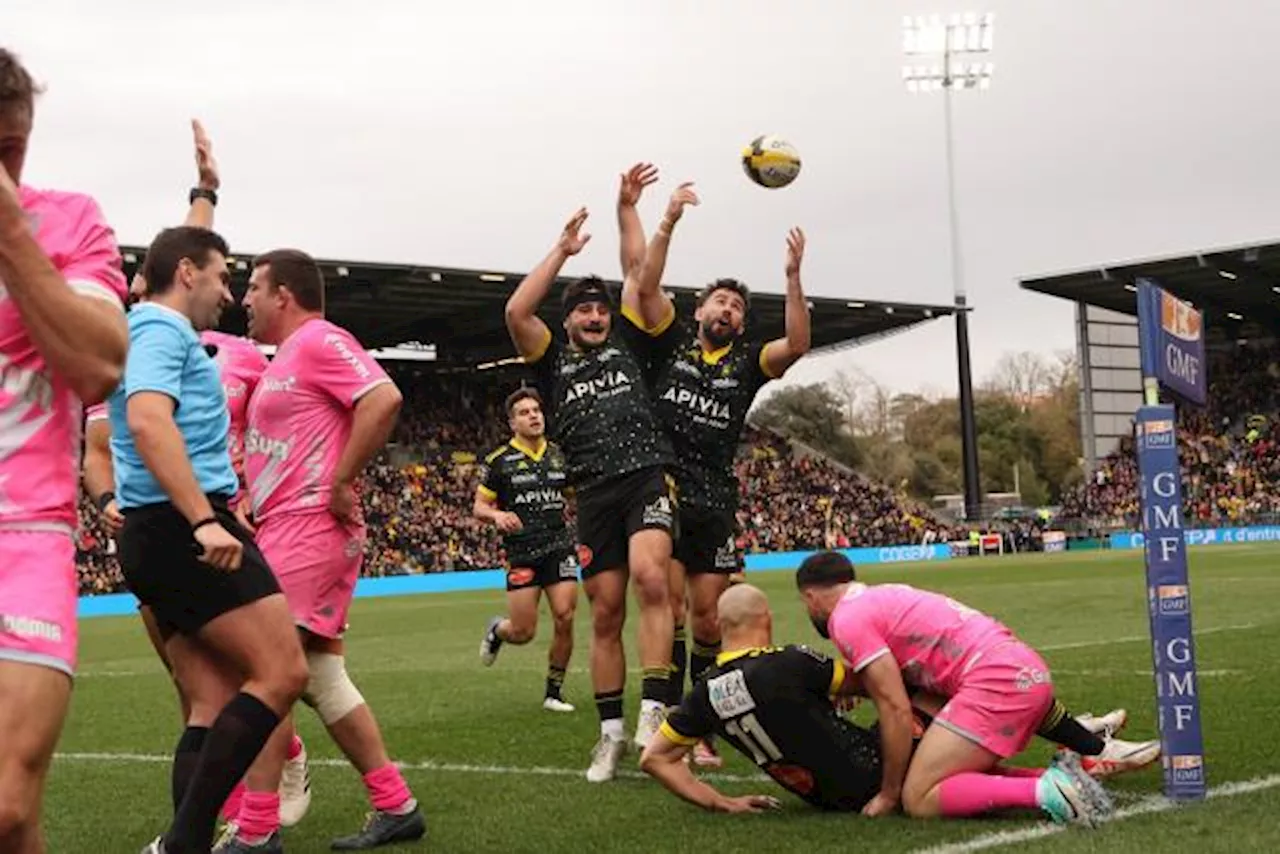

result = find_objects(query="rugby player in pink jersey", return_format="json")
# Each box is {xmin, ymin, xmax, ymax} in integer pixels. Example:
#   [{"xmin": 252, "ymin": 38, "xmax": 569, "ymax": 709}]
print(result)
[
  {"xmin": 226, "ymin": 248, "xmax": 423, "ymax": 851},
  {"xmin": 796, "ymin": 551, "xmax": 1115, "ymax": 827},
  {"xmin": 0, "ymin": 48, "xmax": 131, "ymax": 851}
]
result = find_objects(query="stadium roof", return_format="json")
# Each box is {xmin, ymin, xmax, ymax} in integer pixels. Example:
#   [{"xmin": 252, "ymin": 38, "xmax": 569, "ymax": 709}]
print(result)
[
  {"xmin": 120, "ymin": 246, "xmax": 956, "ymax": 367},
  {"xmin": 1018, "ymin": 237, "xmax": 1280, "ymax": 340}
]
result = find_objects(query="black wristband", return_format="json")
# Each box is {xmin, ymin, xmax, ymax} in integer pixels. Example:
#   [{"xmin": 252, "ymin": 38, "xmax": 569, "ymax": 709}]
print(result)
[
  {"xmin": 191, "ymin": 516, "xmax": 219, "ymax": 533},
  {"xmin": 95, "ymin": 491, "xmax": 115, "ymax": 513},
  {"xmin": 189, "ymin": 187, "xmax": 218, "ymax": 207}
]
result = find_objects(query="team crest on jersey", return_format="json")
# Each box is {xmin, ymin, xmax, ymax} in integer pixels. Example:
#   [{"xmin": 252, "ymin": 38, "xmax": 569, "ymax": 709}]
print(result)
[{"xmin": 707, "ymin": 669, "xmax": 756, "ymax": 719}]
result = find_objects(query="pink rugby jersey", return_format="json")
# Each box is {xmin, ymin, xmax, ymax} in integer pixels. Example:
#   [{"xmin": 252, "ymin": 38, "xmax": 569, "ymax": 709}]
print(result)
[
  {"xmin": 245, "ymin": 318, "xmax": 392, "ymax": 524},
  {"xmin": 200, "ymin": 330, "xmax": 269, "ymax": 486},
  {"xmin": 827, "ymin": 582, "xmax": 1017, "ymax": 698},
  {"xmin": 0, "ymin": 186, "xmax": 127, "ymax": 532}
]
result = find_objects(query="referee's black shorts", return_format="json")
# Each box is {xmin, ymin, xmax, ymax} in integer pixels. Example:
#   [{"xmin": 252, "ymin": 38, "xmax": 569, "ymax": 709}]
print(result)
[{"xmin": 118, "ymin": 496, "xmax": 280, "ymax": 638}]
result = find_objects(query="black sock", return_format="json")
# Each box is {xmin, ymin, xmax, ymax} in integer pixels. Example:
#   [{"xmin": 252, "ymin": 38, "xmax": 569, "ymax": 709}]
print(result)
[
  {"xmin": 669, "ymin": 625, "xmax": 688, "ymax": 706},
  {"xmin": 1036, "ymin": 698, "xmax": 1105, "ymax": 756},
  {"xmin": 594, "ymin": 689, "xmax": 624, "ymax": 725},
  {"xmin": 690, "ymin": 637, "xmax": 721, "ymax": 686},
  {"xmin": 640, "ymin": 667, "xmax": 670, "ymax": 705},
  {"xmin": 546, "ymin": 665, "xmax": 567, "ymax": 700},
  {"xmin": 170, "ymin": 726, "xmax": 209, "ymax": 813},
  {"xmin": 163, "ymin": 692, "xmax": 281, "ymax": 853}
]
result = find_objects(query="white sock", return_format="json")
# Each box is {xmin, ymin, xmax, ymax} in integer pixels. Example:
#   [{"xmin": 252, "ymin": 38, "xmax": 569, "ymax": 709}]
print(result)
[
  {"xmin": 601, "ymin": 718, "xmax": 625, "ymax": 741},
  {"xmin": 640, "ymin": 698, "xmax": 664, "ymax": 716}
]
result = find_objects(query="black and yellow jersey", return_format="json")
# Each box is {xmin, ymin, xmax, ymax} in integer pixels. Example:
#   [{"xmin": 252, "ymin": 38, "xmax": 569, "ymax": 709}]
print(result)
[{"xmin": 477, "ymin": 437, "xmax": 573, "ymax": 565}]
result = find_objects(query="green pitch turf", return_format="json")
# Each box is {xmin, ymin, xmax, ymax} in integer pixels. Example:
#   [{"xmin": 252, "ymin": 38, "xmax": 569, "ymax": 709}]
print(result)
[{"xmin": 47, "ymin": 545, "xmax": 1280, "ymax": 853}]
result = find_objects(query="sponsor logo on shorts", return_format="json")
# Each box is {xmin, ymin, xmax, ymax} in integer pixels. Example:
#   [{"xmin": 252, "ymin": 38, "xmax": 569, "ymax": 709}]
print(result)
[
  {"xmin": 576, "ymin": 544, "xmax": 593, "ymax": 569},
  {"xmin": 0, "ymin": 614, "xmax": 63, "ymax": 643},
  {"xmin": 344, "ymin": 538, "xmax": 362, "ymax": 559},
  {"xmin": 714, "ymin": 535, "xmax": 738, "ymax": 571},
  {"xmin": 1013, "ymin": 666, "xmax": 1052, "ymax": 692},
  {"xmin": 558, "ymin": 554, "xmax": 579, "ymax": 579},
  {"xmin": 508, "ymin": 568, "xmax": 535, "ymax": 587},
  {"xmin": 642, "ymin": 494, "xmax": 674, "ymax": 529}
]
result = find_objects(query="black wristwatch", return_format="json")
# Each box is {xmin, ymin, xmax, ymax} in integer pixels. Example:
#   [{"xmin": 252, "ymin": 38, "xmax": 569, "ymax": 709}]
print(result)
[
  {"xmin": 189, "ymin": 187, "xmax": 218, "ymax": 207},
  {"xmin": 95, "ymin": 491, "xmax": 115, "ymax": 513}
]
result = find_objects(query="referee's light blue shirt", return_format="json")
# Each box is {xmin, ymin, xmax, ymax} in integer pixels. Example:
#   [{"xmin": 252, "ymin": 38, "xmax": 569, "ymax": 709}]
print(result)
[{"xmin": 108, "ymin": 302, "xmax": 238, "ymax": 510}]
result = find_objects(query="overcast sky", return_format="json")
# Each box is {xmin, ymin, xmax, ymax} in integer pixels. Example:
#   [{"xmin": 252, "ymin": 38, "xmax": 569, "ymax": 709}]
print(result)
[{"xmin": 9, "ymin": 0, "xmax": 1280, "ymax": 397}]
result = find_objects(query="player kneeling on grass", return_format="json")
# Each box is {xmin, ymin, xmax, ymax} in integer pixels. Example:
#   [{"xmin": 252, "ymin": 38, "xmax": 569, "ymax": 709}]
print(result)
[
  {"xmin": 642, "ymin": 584, "xmax": 1114, "ymax": 825},
  {"xmin": 476, "ymin": 387, "xmax": 579, "ymax": 712},
  {"xmin": 796, "ymin": 552, "xmax": 1116, "ymax": 825}
]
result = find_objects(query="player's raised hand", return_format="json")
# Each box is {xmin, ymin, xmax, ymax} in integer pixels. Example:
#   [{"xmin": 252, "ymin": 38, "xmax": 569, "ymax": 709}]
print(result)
[
  {"xmin": 192, "ymin": 119, "xmax": 220, "ymax": 191},
  {"xmin": 194, "ymin": 521, "xmax": 244, "ymax": 571},
  {"xmin": 664, "ymin": 182, "xmax": 700, "ymax": 224},
  {"xmin": 785, "ymin": 227, "xmax": 806, "ymax": 278},
  {"xmin": 618, "ymin": 162, "xmax": 659, "ymax": 207},
  {"xmin": 715, "ymin": 794, "xmax": 782, "ymax": 814},
  {"xmin": 558, "ymin": 207, "xmax": 592, "ymax": 256}
]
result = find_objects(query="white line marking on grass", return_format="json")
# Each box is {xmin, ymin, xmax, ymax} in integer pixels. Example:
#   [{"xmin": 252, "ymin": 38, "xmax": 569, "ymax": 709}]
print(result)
[
  {"xmin": 52, "ymin": 751, "xmax": 765, "ymax": 784},
  {"xmin": 1052, "ymin": 669, "xmax": 1242, "ymax": 678},
  {"xmin": 1040, "ymin": 622, "xmax": 1257, "ymax": 652},
  {"xmin": 912, "ymin": 772, "xmax": 1280, "ymax": 854}
]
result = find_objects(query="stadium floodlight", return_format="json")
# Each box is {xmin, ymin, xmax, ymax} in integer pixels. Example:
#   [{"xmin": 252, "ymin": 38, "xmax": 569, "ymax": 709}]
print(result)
[{"xmin": 901, "ymin": 10, "xmax": 994, "ymax": 524}]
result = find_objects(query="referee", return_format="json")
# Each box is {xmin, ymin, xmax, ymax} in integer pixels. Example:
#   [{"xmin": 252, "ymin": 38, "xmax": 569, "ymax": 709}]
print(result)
[{"xmin": 109, "ymin": 226, "xmax": 308, "ymax": 854}]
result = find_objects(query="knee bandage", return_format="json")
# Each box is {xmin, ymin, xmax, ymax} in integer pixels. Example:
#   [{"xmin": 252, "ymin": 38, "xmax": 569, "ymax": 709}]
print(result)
[{"xmin": 300, "ymin": 652, "xmax": 364, "ymax": 725}]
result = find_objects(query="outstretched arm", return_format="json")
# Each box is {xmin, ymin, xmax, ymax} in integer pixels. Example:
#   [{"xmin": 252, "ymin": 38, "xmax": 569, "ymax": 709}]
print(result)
[
  {"xmin": 626, "ymin": 182, "xmax": 699, "ymax": 331},
  {"xmin": 761, "ymin": 228, "xmax": 811, "ymax": 379},
  {"xmin": 183, "ymin": 119, "xmax": 220, "ymax": 229},
  {"xmin": 506, "ymin": 208, "xmax": 591, "ymax": 359},
  {"xmin": 640, "ymin": 731, "xmax": 780, "ymax": 814},
  {"xmin": 858, "ymin": 654, "xmax": 915, "ymax": 817},
  {"xmin": 617, "ymin": 162, "xmax": 658, "ymax": 278}
]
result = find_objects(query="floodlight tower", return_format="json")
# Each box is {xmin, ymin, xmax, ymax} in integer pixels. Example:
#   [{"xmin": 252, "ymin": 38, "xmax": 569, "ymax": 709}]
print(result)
[{"xmin": 902, "ymin": 12, "xmax": 994, "ymax": 524}]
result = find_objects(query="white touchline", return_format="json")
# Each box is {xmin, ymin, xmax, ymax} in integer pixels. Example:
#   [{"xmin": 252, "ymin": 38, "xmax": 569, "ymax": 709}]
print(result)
[
  {"xmin": 1039, "ymin": 622, "xmax": 1257, "ymax": 652},
  {"xmin": 52, "ymin": 751, "xmax": 767, "ymax": 784},
  {"xmin": 911, "ymin": 773, "xmax": 1280, "ymax": 854}
]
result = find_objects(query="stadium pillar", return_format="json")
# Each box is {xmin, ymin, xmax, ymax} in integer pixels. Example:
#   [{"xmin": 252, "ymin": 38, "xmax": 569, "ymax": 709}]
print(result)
[{"xmin": 954, "ymin": 297, "xmax": 982, "ymax": 521}]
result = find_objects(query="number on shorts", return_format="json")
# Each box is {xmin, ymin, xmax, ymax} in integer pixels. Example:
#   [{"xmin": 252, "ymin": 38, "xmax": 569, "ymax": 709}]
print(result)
[{"xmin": 725, "ymin": 712, "xmax": 783, "ymax": 765}]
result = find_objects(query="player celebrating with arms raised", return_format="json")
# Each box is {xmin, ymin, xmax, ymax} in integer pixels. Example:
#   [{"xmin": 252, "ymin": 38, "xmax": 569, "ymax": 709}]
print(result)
[
  {"xmin": 505, "ymin": 204, "xmax": 678, "ymax": 782},
  {"xmin": 796, "ymin": 551, "xmax": 1112, "ymax": 825},
  {"xmin": 228, "ymin": 249, "xmax": 424, "ymax": 851},
  {"xmin": 617, "ymin": 166, "xmax": 811, "ymax": 767},
  {"xmin": 476, "ymin": 387, "xmax": 578, "ymax": 712},
  {"xmin": 0, "ymin": 47, "xmax": 131, "ymax": 851}
]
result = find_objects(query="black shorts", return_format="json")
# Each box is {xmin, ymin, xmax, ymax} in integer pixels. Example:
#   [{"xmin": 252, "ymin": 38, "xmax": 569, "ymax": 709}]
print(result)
[
  {"xmin": 118, "ymin": 497, "xmax": 281, "ymax": 638},
  {"xmin": 674, "ymin": 506, "xmax": 740, "ymax": 575},
  {"xmin": 575, "ymin": 466, "xmax": 677, "ymax": 579},
  {"xmin": 506, "ymin": 548, "xmax": 579, "ymax": 592}
]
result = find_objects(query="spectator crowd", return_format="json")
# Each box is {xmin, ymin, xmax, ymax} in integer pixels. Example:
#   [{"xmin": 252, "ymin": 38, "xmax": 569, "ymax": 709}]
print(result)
[
  {"xmin": 1059, "ymin": 342, "xmax": 1280, "ymax": 530},
  {"xmin": 74, "ymin": 375, "xmax": 948, "ymax": 595}
]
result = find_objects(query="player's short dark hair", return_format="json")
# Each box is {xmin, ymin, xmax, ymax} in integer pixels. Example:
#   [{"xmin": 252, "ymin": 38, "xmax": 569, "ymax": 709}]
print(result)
[
  {"xmin": 253, "ymin": 248, "xmax": 325, "ymax": 312},
  {"xmin": 560, "ymin": 275, "xmax": 613, "ymax": 318},
  {"xmin": 505, "ymin": 387, "xmax": 543, "ymax": 417},
  {"xmin": 697, "ymin": 277, "xmax": 752, "ymax": 311},
  {"xmin": 141, "ymin": 227, "xmax": 230, "ymax": 296},
  {"xmin": 0, "ymin": 48, "xmax": 42, "ymax": 114},
  {"xmin": 795, "ymin": 551, "xmax": 856, "ymax": 589}
]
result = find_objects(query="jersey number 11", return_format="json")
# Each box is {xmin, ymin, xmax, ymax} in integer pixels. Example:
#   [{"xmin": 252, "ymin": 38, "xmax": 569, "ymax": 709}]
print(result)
[{"xmin": 725, "ymin": 712, "xmax": 783, "ymax": 765}]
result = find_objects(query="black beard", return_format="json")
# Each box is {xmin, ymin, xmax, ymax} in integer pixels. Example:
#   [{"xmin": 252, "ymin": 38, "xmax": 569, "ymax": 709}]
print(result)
[
  {"xmin": 701, "ymin": 318, "xmax": 735, "ymax": 349},
  {"xmin": 810, "ymin": 613, "xmax": 832, "ymax": 639}
]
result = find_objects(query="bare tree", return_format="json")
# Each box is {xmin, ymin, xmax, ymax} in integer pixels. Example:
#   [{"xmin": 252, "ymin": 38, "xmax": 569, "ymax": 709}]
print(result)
[{"xmin": 985, "ymin": 351, "xmax": 1054, "ymax": 408}]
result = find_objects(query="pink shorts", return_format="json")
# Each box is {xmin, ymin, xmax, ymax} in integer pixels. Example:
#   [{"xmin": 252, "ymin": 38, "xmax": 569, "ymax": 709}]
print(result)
[
  {"xmin": 256, "ymin": 512, "xmax": 365, "ymax": 639},
  {"xmin": 0, "ymin": 532, "xmax": 78, "ymax": 676},
  {"xmin": 934, "ymin": 641, "xmax": 1054, "ymax": 759}
]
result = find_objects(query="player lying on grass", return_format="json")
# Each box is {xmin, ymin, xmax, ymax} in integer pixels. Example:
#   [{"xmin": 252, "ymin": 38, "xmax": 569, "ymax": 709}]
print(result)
[
  {"xmin": 640, "ymin": 584, "xmax": 1112, "ymax": 824},
  {"xmin": 795, "ymin": 551, "xmax": 1144, "ymax": 822}
]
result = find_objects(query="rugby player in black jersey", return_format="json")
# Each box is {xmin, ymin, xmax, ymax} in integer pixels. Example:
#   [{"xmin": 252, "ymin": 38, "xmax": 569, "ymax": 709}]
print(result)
[
  {"xmin": 617, "ymin": 172, "xmax": 811, "ymax": 767},
  {"xmin": 504, "ymin": 191, "xmax": 678, "ymax": 783},
  {"xmin": 475, "ymin": 388, "xmax": 578, "ymax": 713}
]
